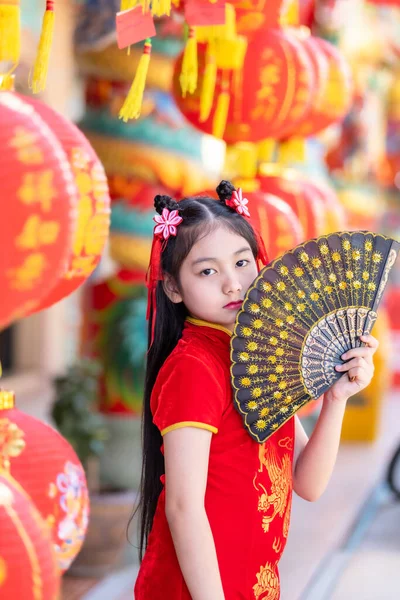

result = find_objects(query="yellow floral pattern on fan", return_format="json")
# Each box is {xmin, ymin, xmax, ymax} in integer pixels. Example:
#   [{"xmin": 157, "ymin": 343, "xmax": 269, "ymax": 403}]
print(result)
[{"xmin": 231, "ymin": 232, "xmax": 399, "ymax": 443}]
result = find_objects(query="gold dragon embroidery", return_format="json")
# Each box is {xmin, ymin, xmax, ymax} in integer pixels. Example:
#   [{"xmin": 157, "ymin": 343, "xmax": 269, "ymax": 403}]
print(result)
[
  {"xmin": 253, "ymin": 562, "xmax": 280, "ymax": 600},
  {"xmin": 254, "ymin": 441, "xmax": 292, "ymax": 536}
]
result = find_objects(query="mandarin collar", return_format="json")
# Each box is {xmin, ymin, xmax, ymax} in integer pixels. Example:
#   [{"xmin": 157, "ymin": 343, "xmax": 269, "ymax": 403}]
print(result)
[{"xmin": 185, "ymin": 317, "xmax": 232, "ymax": 344}]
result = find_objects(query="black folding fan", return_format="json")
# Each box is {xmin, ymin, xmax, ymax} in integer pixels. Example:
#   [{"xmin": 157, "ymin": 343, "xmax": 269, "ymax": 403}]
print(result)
[{"xmin": 231, "ymin": 231, "xmax": 399, "ymax": 443}]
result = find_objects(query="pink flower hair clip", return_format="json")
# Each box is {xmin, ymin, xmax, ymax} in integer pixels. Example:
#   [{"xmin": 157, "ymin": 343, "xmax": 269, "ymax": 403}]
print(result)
[
  {"xmin": 226, "ymin": 188, "xmax": 250, "ymax": 218},
  {"xmin": 153, "ymin": 208, "xmax": 183, "ymax": 240}
]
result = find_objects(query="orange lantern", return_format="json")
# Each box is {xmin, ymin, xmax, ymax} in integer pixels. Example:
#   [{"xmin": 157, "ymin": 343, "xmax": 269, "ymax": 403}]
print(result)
[
  {"xmin": 295, "ymin": 37, "xmax": 352, "ymax": 137},
  {"xmin": 0, "ymin": 91, "xmax": 76, "ymax": 328},
  {"xmin": 257, "ymin": 165, "xmax": 326, "ymax": 239},
  {"xmin": 0, "ymin": 471, "xmax": 60, "ymax": 599},
  {"xmin": 173, "ymin": 26, "xmax": 314, "ymax": 144},
  {"xmin": 22, "ymin": 96, "xmax": 111, "ymax": 312},
  {"xmin": 0, "ymin": 391, "xmax": 89, "ymax": 573}
]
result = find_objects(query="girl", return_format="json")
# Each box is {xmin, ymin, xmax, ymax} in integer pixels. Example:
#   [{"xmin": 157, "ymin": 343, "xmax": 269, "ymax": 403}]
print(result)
[{"xmin": 134, "ymin": 181, "xmax": 378, "ymax": 600}]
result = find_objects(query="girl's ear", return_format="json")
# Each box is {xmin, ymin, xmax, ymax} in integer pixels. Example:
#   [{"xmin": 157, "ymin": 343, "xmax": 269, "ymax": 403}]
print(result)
[{"xmin": 163, "ymin": 274, "xmax": 183, "ymax": 304}]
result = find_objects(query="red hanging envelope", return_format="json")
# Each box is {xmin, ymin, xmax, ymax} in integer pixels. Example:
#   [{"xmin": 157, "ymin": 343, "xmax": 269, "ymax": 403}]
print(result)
[
  {"xmin": 184, "ymin": 0, "xmax": 226, "ymax": 26},
  {"xmin": 116, "ymin": 6, "xmax": 156, "ymax": 50}
]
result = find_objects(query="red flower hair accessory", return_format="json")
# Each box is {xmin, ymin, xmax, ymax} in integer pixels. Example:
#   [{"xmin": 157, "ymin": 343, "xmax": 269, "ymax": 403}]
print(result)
[
  {"xmin": 147, "ymin": 205, "xmax": 183, "ymax": 346},
  {"xmin": 153, "ymin": 208, "xmax": 183, "ymax": 239},
  {"xmin": 226, "ymin": 188, "xmax": 250, "ymax": 218}
]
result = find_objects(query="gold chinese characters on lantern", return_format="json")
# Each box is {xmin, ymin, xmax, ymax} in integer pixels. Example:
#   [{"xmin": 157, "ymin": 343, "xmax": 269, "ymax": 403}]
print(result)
[
  {"xmin": 22, "ymin": 96, "xmax": 111, "ymax": 312},
  {"xmin": 0, "ymin": 92, "xmax": 76, "ymax": 328}
]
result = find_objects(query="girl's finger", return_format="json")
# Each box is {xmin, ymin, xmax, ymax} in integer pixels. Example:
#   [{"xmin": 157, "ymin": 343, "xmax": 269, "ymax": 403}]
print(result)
[
  {"xmin": 341, "ymin": 347, "xmax": 375, "ymax": 363},
  {"xmin": 347, "ymin": 366, "xmax": 369, "ymax": 383},
  {"xmin": 360, "ymin": 334, "xmax": 379, "ymax": 354},
  {"xmin": 335, "ymin": 357, "xmax": 367, "ymax": 372}
]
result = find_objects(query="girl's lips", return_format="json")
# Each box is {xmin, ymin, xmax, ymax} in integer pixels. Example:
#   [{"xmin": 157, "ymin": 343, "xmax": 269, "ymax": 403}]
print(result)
[{"xmin": 224, "ymin": 301, "xmax": 243, "ymax": 310}]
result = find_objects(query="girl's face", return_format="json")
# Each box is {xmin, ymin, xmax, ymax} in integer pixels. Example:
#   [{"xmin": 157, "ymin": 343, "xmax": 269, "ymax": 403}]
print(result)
[{"xmin": 166, "ymin": 225, "xmax": 258, "ymax": 331}]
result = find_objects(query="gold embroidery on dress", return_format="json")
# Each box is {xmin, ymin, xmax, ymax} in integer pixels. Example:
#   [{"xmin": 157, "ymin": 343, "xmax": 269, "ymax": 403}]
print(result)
[
  {"xmin": 253, "ymin": 562, "xmax": 280, "ymax": 600},
  {"xmin": 272, "ymin": 537, "xmax": 282, "ymax": 554},
  {"xmin": 283, "ymin": 489, "xmax": 292, "ymax": 538},
  {"xmin": 278, "ymin": 436, "xmax": 293, "ymax": 451},
  {"xmin": 254, "ymin": 443, "xmax": 292, "ymax": 535}
]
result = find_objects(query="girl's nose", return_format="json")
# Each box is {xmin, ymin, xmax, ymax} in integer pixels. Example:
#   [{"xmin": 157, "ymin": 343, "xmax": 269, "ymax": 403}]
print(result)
[{"xmin": 222, "ymin": 273, "xmax": 243, "ymax": 295}]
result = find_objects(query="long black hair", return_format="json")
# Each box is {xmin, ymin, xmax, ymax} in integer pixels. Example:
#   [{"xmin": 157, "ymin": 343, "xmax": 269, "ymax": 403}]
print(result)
[{"xmin": 134, "ymin": 181, "xmax": 261, "ymax": 559}]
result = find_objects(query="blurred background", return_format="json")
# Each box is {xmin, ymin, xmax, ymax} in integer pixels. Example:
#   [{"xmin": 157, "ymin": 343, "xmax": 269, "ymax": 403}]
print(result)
[{"xmin": 1, "ymin": 0, "xmax": 400, "ymax": 598}]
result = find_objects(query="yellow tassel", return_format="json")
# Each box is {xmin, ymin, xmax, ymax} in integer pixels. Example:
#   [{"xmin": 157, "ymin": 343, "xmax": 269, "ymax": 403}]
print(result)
[
  {"xmin": 0, "ymin": 0, "xmax": 21, "ymax": 65},
  {"xmin": 141, "ymin": 0, "xmax": 151, "ymax": 12},
  {"xmin": 235, "ymin": 142, "xmax": 258, "ymax": 179},
  {"xmin": 258, "ymin": 139, "xmax": 276, "ymax": 162},
  {"xmin": 278, "ymin": 138, "xmax": 306, "ymax": 164},
  {"xmin": 31, "ymin": 0, "xmax": 55, "ymax": 94},
  {"xmin": 212, "ymin": 84, "xmax": 230, "ymax": 139},
  {"xmin": 152, "ymin": 0, "xmax": 171, "ymax": 17},
  {"xmin": 119, "ymin": 39, "xmax": 151, "ymax": 122},
  {"xmin": 120, "ymin": 0, "xmax": 136, "ymax": 9},
  {"xmin": 215, "ymin": 35, "xmax": 247, "ymax": 71},
  {"xmin": 180, "ymin": 27, "xmax": 197, "ymax": 97},
  {"xmin": 200, "ymin": 44, "xmax": 217, "ymax": 122}
]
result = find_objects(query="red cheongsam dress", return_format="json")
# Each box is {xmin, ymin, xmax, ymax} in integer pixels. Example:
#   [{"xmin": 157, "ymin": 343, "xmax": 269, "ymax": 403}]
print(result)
[{"xmin": 134, "ymin": 318, "xmax": 295, "ymax": 600}]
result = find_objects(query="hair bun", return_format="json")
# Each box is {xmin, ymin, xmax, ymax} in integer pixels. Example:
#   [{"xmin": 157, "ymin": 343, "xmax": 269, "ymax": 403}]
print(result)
[
  {"xmin": 154, "ymin": 194, "xmax": 180, "ymax": 215},
  {"xmin": 216, "ymin": 180, "xmax": 235, "ymax": 203}
]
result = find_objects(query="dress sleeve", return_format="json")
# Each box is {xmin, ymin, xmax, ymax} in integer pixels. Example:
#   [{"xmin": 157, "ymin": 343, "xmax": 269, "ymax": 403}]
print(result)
[{"xmin": 152, "ymin": 353, "xmax": 225, "ymax": 436}]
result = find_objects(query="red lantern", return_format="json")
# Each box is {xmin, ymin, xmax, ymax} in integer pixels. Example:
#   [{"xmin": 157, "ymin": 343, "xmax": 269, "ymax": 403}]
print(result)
[
  {"xmin": 0, "ymin": 92, "xmax": 76, "ymax": 328},
  {"xmin": 173, "ymin": 27, "xmax": 314, "ymax": 144},
  {"xmin": 22, "ymin": 96, "xmax": 111, "ymax": 312},
  {"xmin": 108, "ymin": 176, "xmax": 172, "ymax": 209},
  {"xmin": 177, "ymin": 0, "xmax": 285, "ymax": 39},
  {"xmin": 299, "ymin": 0, "xmax": 315, "ymax": 28},
  {"xmin": 296, "ymin": 37, "xmax": 352, "ymax": 137},
  {"xmin": 0, "ymin": 471, "xmax": 60, "ymax": 599},
  {"xmin": 278, "ymin": 33, "xmax": 329, "ymax": 139},
  {"xmin": 0, "ymin": 391, "xmax": 89, "ymax": 573},
  {"xmin": 299, "ymin": 178, "xmax": 346, "ymax": 234},
  {"xmin": 195, "ymin": 187, "xmax": 304, "ymax": 259},
  {"xmin": 258, "ymin": 165, "xmax": 326, "ymax": 239},
  {"xmin": 233, "ymin": 0, "xmax": 284, "ymax": 38},
  {"xmin": 249, "ymin": 191, "xmax": 304, "ymax": 259}
]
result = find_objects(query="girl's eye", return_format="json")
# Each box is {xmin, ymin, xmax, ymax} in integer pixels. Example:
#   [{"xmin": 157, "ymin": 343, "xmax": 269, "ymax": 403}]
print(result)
[
  {"xmin": 201, "ymin": 268, "xmax": 216, "ymax": 276},
  {"xmin": 236, "ymin": 259, "xmax": 249, "ymax": 268}
]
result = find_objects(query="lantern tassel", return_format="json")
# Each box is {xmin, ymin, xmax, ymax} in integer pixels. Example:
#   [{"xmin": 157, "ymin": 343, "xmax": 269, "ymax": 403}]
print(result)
[
  {"xmin": 119, "ymin": 39, "xmax": 151, "ymax": 122},
  {"xmin": 258, "ymin": 138, "xmax": 276, "ymax": 162},
  {"xmin": 141, "ymin": 0, "xmax": 151, "ymax": 12},
  {"xmin": 0, "ymin": 0, "xmax": 21, "ymax": 65},
  {"xmin": 212, "ymin": 87, "xmax": 230, "ymax": 139},
  {"xmin": 31, "ymin": 0, "xmax": 55, "ymax": 94},
  {"xmin": 120, "ymin": 0, "xmax": 136, "ymax": 9},
  {"xmin": 152, "ymin": 0, "xmax": 171, "ymax": 17},
  {"xmin": 180, "ymin": 27, "xmax": 197, "ymax": 97},
  {"xmin": 200, "ymin": 45, "xmax": 217, "ymax": 122},
  {"xmin": 214, "ymin": 35, "xmax": 247, "ymax": 71},
  {"xmin": 278, "ymin": 138, "xmax": 306, "ymax": 164}
]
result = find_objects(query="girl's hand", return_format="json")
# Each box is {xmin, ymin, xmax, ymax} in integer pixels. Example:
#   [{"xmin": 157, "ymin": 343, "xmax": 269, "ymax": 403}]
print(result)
[{"xmin": 325, "ymin": 334, "xmax": 379, "ymax": 404}]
